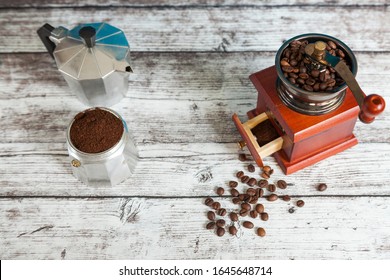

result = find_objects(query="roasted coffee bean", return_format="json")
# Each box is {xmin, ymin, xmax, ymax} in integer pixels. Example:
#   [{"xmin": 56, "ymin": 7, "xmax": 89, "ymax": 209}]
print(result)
[
  {"xmin": 255, "ymin": 204, "xmax": 264, "ymax": 213},
  {"xmin": 257, "ymin": 227, "xmax": 266, "ymax": 237},
  {"xmin": 236, "ymin": 171, "xmax": 244, "ymax": 179},
  {"xmin": 311, "ymin": 69, "xmax": 320, "ymax": 78},
  {"xmin": 241, "ymin": 175, "xmax": 250, "ymax": 183},
  {"xmin": 258, "ymin": 179, "xmax": 268, "ymax": 188},
  {"xmin": 299, "ymin": 73, "xmax": 309, "ymax": 80},
  {"xmin": 240, "ymin": 194, "xmax": 251, "ymax": 203},
  {"xmin": 216, "ymin": 187, "xmax": 225, "ymax": 196},
  {"xmin": 267, "ymin": 184, "xmax": 276, "ymax": 192},
  {"xmin": 216, "ymin": 219, "xmax": 225, "ymax": 227},
  {"xmin": 280, "ymin": 60, "xmax": 290, "ymax": 66},
  {"xmin": 317, "ymin": 183, "xmax": 327, "ymax": 191},
  {"xmin": 282, "ymin": 66, "xmax": 294, "ymax": 73},
  {"xmin": 230, "ymin": 189, "xmax": 239, "ymax": 197},
  {"xmin": 207, "ymin": 211, "xmax": 216, "ymax": 220},
  {"xmin": 277, "ymin": 180, "xmax": 287, "ymax": 189},
  {"xmin": 299, "ymin": 66, "xmax": 307, "ymax": 73},
  {"xmin": 289, "ymin": 72, "xmax": 299, "ymax": 79},
  {"xmin": 205, "ymin": 197, "xmax": 214, "ymax": 206},
  {"xmin": 217, "ymin": 208, "xmax": 227, "ymax": 216},
  {"xmin": 232, "ymin": 197, "xmax": 241, "ymax": 204},
  {"xmin": 297, "ymin": 78, "xmax": 305, "ymax": 85},
  {"xmin": 306, "ymin": 78, "xmax": 316, "ymax": 86},
  {"xmin": 248, "ymin": 164, "xmax": 255, "ymax": 173},
  {"xmin": 282, "ymin": 195, "xmax": 291, "ymax": 202},
  {"xmin": 216, "ymin": 227, "xmax": 225, "ymax": 237},
  {"xmin": 296, "ymin": 200, "xmax": 305, "ymax": 207},
  {"xmin": 328, "ymin": 40, "xmax": 337, "ymax": 49},
  {"xmin": 238, "ymin": 194, "xmax": 246, "ymax": 201},
  {"xmin": 247, "ymin": 178, "xmax": 257, "ymax": 186},
  {"xmin": 250, "ymin": 210, "xmax": 258, "ymax": 219},
  {"xmin": 211, "ymin": 201, "xmax": 221, "ymax": 210},
  {"xmin": 313, "ymin": 83, "xmax": 320, "ymax": 91},
  {"xmin": 261, "ymin": 172, "xmax": 270, "ymax": 179},
  {"xmin": 337, "ymin": 49, "xmax": 345, "ymax": 58},
  {"xmin": 241, "ymin": 203, "xmax": 251, "ymax": 211},
  {"xmin": 206, "ymin": 222, "xmax": 216, "ymax": 230},
  {"xmin": 289, "ymin": 77, "xmax": 296, "ymax": 84},
  {"xmin": 229, "ymin": 180, "xmax": 238, "ymax": 188},
  {"xmin": 263, "ymin": 166, "xmax": 272, "ymax": 173},
  {"xmin": 246, "ymin": 188, "xmax": 256, "ymax": 196},
  {"xmin": 256, "ymin": 188, "xmax": 264, "ymax": 198},
  {"xmin": 249, "ymin": 196, "xmax": 258, "ymax": 204},
  {"xmin": 319, "ymin": 82, "xmax": 328, "ymax": 91},
  {"xmin": 239, "ymin": 209, "xmax": 249, "ymax": 217},
  {"xmin": 242, "ymin": 221, "xmax": 254, "ymax": 229},
  {"xmin": 303, "ymin": 85, "xmax": 313, "ymax": 92},
  {"xmin": 260, "ymin": 212, "xmax": 269, "ymax": 221},
  {"xmin": 230, "ymin": 212, "xmax": 239, "ymax": 222},
  {"xmin": 267, "ymin": 194, "xmax": 278, "ymax": 202},
  {"xmin": 229, "ymin": 225, "xmax": 238, "ymax": 235},
  {"xmin": 238, "ymin": 154, "xmax": 247, "ymax": 161}
]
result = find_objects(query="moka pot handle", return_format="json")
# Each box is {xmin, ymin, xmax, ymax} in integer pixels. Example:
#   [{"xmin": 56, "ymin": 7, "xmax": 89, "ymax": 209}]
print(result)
[{"xmin": 37, "ymin": 23, "xmax": 56, "ymax": 59}]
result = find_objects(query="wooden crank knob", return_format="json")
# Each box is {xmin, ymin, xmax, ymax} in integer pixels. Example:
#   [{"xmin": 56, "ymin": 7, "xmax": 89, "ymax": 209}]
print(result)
[{"xmin": 359, "ymin": 94, "xmax": 386, "ymax": 124}]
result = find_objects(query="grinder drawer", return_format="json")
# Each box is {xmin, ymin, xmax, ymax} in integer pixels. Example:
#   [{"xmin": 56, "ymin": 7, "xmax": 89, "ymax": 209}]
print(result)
[{"xmin": 232, "ymin": 113, "xmax": 283, "ymax": 167}]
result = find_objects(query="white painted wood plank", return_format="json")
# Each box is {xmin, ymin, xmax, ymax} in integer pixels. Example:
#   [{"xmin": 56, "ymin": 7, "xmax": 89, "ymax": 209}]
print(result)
[
  {"xmin": 1, "ymin": 6, "xmax": 389, "ymax": 52},
  {"xmin": 1, "ymin": 143, "xmax": 390, "ymax": 196},
  {"xmin": 1, "ymin": 197, "xmax": 389, "ymax": 259}
]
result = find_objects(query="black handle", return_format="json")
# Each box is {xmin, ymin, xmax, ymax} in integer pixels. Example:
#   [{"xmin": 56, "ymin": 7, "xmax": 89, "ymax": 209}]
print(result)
[
  {"xmin": 79, "ymin": 26, "xmax": 96, "ymax": 48},
  {"xmin": 37, "ymin": 23, "xmax": 56, "ymax": 59}
]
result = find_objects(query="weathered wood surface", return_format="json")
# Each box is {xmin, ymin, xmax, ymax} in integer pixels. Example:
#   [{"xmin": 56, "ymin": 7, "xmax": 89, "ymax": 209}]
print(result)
[
  {"xmin": 0, "ymin": 0, "xmax": 389, "ymax": 259},
  {"xmin": 1, "ymin": 5, "xmax": 389, "ymax": 52}
]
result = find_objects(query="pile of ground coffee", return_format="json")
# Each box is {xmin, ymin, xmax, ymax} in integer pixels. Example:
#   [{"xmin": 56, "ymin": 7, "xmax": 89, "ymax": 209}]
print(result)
[{"xmin": 70, "ymin": 108, "xmax": 124, "ymax": 153}]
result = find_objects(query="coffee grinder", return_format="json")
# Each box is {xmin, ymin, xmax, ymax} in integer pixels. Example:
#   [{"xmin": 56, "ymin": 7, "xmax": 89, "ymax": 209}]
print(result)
[{"xmin": 233, "ymin": 34, "xmax": 385, "ymax": 174}]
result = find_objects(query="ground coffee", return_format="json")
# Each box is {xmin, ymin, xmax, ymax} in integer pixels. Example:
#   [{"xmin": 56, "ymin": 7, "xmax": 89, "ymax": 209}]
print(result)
[{"xmin": 70, "ymin": 108, "xmax": 124, "ymax": 153}]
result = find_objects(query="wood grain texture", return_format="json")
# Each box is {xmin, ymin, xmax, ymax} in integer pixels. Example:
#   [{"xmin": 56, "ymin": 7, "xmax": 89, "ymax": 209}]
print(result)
[
  {"xmin": 1, "ymin": 6, "xmax": 389, "ymax": 53},
  {"xmin": 1, "ymin": 197, "xmax": 389, "ymax": 259}
]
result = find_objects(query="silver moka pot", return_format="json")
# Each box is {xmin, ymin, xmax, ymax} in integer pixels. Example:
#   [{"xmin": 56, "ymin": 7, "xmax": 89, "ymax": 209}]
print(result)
[{"xmin": 37, "ymin": 22, "xmax": 133, "ymax": 106}]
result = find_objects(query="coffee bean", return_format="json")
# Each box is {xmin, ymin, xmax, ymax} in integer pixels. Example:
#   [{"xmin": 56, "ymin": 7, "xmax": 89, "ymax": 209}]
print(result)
[
  {"xmin": 236, "ymin": 171, "xmax": 244, "ymax": 179},
  {"xmin": 282, "ymin": 66, "xmax": 294, "ymax": 73},
  {"xmin": 217, "ymin": 208, "xmax": 227, "ymax": 216},
  {"xmin": 247, "ymin": 178, "xmax": 257, "ymax": 186},
  {"xmin": 255, "ymin": 204, "xmax": 264, "ymax": 213},
  {"xmin": 311, "ymin": 69, "xmax": 320, "ymax": 78},
  {"xmin": 241, "ymin": 203, "xmax": 251, "ymax": 211},
  {"xmin": 296, "ymin": 200, "xmax": 305, "ymax": 207},
  {"xmin": 242, "ymin": 221, "xmax": 254, "ymax": 229},
  {"xmin": 263, "ymin": 166, "xmax": 272, "ymax": 173},
  {"xmin": 277, "ymin": 180, "xmax": 287, "ymax": 189},
  {"xmin": 249, "ymin": 196, "xmax": 258, "ymax": 204},
  {"xmin": 267, "ymin": 194, "xmax": 278, "ymax": 202},
  {"xmin": 280, "ymin": 60, "xmax": 290, "ymax": 67},
  {"xmin": 289, "ymin": 77, "xmax": 296, "ymax": 84},
  {"xmin": 207, "ymin": 211, "xmax": 215, "ymax": 220},
  {"xmin": 328, "ymin": 40, "xmax": 337, "ymax": 49},
  {"xmin": 205, "ymin": 197, "xmax": 213, "ymax": 206},
  {"xmin": 297, "ymin": 78, "xmax": 305, "ymax": 85},
  {"xmin": 229, "ymin": 225, "xmax": 237, "ymax": 235},
  {"xmin": 206, "ymin": 222, "xmax": 216, "ymax": 230},
  {"xmin": 246, "ymin": 188, "xmax": 256, "ymax": 196},
  {"xmin": 230, "ymin": 212, "xmax": 238, "ymax": 222},
  {"xmin": 260, "ymin": 212, "xmax": 269, "ymax": 221},
  {"xmin": 239, "ymin": 209, "xmax": 249, "ymax": 217},
  {"xmin": 211, "ymin": 201, "xmax": 221, "ymax": 210},
  {"xmin": 261, "ymin": 172, "xmax": 270, "ymax": 179},
  {"xmin": 306, "ymin": 78, "xmax": 316, "ymax": 86},
  {"xmin": 313, "ymin": 83, "xmax": 320, "ymax": 91},
  {"xmin": 216, "ymin": 227, "xmax": 225, "ymax": 237},
  {"xmin": 299, "ymin": 73, "xmax": 309, "ymax": 80},
  {"xmin": 229, "ymin": 180, "xmax": 238, "ymax": 188},
  {"xmin": 256, "ymin": 188, "xmax": 264, "ymax": 198},
  {"xmin": 337, "ymin": 49, "xmax": 345, "ymax": 58},
  {"xmin": 319, "ymin": 82, "xmax": 328, "ymax": 91},
  {"xmin": 238, "ymin": 154, "xmax": 247, "ymax": 161},
  {"xmin": 303, "ymin": 85, "xmax": 313, "ymax": 92},
  {"xmin": 257, "ymin": 227, "xmax": 266, "ymax": 237},
  {"xmin": 250, "ymin": 210, "xmax": 258, "ymax": 219},
  {"xmin": 241, "ymin": 175, "xmax": 250, "ymax": 183},
  {"xmin": 216, "ymin": 187, "xmax": 224, "ymax": 196},
  {"xmin": 239, "ymin": 194, "xmax": 251, "ymax": 203},
  {"xmin": 282, "ymin": 195, "xmax": 291, "ymax": 202},
  {"xmin": 230, "ymin": 188, "xmax": 239, "ymax": 197},
  {"xmin": 258, "ymin": 179, "xmax": 268, "ymax": 188},
  {"xmin": 317, "ymin": 183, "xmax": 327, "ymax": 192},
  {"xmin": 248, "ymin": 164, "xmax": 255, "ymax": 173},
  {"xmin": 267, "ymin": 184, "xmax": 276, "ymax": 192},
  {"xmin": 232, "ymin": 197, "xmax": 241, "ymax": 204},
  {"xmin": 216, "ymin": 219, "xmax": 225, "ymax": 227}
]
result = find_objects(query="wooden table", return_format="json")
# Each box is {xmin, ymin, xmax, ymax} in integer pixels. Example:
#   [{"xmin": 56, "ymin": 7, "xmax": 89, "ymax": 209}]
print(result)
[{"xmin": 1, "ymin": 0, "xmax": 389, "ymax": 260}]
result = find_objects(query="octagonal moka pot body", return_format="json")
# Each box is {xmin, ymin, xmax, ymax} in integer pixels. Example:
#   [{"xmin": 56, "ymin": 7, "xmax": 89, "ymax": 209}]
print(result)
[
  {"xmin": 66, "ymin": 107, "xmax": 138, "ymax": 186},
  {"xmin": 37, "ymin": 22, "xmax": 133, "ymax": 107},
  {"xmin": 233, "ymin": 33, "xmax": 385, "ymax": 175}
]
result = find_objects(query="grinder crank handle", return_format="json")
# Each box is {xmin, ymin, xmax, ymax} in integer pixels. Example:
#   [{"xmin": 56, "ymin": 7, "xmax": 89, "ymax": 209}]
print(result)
[{"xmin": 305, "ymin": 41, "xmax": 385, "ymax": 124}]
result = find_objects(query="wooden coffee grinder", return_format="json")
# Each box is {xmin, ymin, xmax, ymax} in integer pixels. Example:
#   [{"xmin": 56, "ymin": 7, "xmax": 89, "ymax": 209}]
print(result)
[{"xmin": 233, "ymin": 33, "xmax": 385, "ymax": 174}]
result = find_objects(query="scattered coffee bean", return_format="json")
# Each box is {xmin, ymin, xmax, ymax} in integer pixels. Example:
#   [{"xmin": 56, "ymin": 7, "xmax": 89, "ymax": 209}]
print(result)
[
  {"xmin": 204, "ymin": 197, "xmax": 213, "ymax": 206},
  {"xmin": 239, "ymin": 209, "xmax": 249, "ymax": 217},
  {"xmin": 216, "ymin": 219, "xmax": 225, "ymax": 227},
  {"xmin": 267, "ymin": 194, "xmax": 278, "ymax": 202},
  {"xmin": 250, "ymin": 210, "xmax": 258, "ymax": 219},
  {"xmin": 256, "ymin": 188, "xmax": 264, "ymax": 198},
  {"xmin": 230, "ymin": 189, "xmax": 239, "ymax": 197},
  {"xmin": 282, "ymin": 195, "xmax": 291, "ymax": 202},
  {"xmin": 261, "ymin": 172, "xmax": 270, "ymax": 179},
  {"xmin": 216, "ymin": 227, "xmax": 225, "ymax": 237},
  {"xmin": 317, "ymin": 183, "xmax": 327, "ymax": 192},
  {"xmin": 257, "ymin": 227, "xmax": 266, "ymax": 237},
  {"xmin": 211, "ymin": 201, "xmax": 221, "ymax": 210},
  {"xmin": 249, "ymin": 196, "xmax": 258, "ymax": 204},
  {"xmin": 232, "ymin": 197, "xmax": 241, "ymax": 204},
  {"xmin": 238, "ymin": 154, "xmax": 247, "ymax": 161},
  {"xmin": 296, "ymin": 200, "xmax": 305, "ymax": 207},
  {"xmin": 263, "ymin": 166, "xmax": 272, "ymax": 173},
  {"xmin": 229, "ymin": 181, "xmax": 238, "ymax": 188},
  {"xmin": 255, "ymin": 204, "xmax": 264, "ymax": 213},
  {"xmin": 207, "ymin": 211, "xmax": 215, "ymax": 221},
  {"xmin": 277, "ymin": 180, "xmax": 287, "ymax": 189},
  {"xmin": 217, "ymin": 208, "xmax": 227, "ymax": 216},
  {"xmin": 247, "ymin": 178, "xmax": 257, "ymax": 186},
  {"xmin": 241, "ymin": 175, "xmax": 250, "ymax": 184},
  {"xmin": 267, "ymin": 184, "xmax": 276, "ymax": 192},
  {"xmin": 260, "ymin": 212, "xmax": 269, "ymax": 221},
  {"xmin": 236, "ymin": 171, "xmax": 244, "ymax": 179},
  {"xmin": 241, "ymin": 203, "xmax": 251, "ymax": 211},
  {"xmin": 243, "ymin": 221, "xmax": 254, "ymax": 229},
  {"xmin": 206, "ymin": 222, "xmax": 216, "ymax": 230},
  {"xmin": 229, "ymin": 225, "xmax": 237, "ymax": 235},
  {"xmin": 239, "ymin": 194, "xmax": 251, "ymax": 203},
  {"xmin": 258, "ymin": 179, "xmax": 268, "ymax": 188},
  {"xmin": 246, "ymin": 188, "xmax": 256, "ymax": 196},
  {"xmin": 216, "ymin": 187, "xmax": 225, "ymax": 196},
  {"xmin": 248, "ymin": 164, "xmax": 255, "ymax": 173},
  {"xmin": 230, "ymin": 212, "xmax": 238, "ymax": 222}
]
